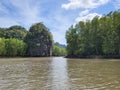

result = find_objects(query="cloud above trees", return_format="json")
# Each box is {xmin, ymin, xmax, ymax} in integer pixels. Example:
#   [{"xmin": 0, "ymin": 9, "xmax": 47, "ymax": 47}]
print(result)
[{"xmin": 62, "ymin": 0, "xmax": 109, "ymax": 9}]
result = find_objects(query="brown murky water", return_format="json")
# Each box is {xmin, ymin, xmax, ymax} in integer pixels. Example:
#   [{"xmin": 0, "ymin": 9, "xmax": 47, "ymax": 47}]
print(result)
[{"xmin": 0, "ymin": 57, "xmax": 120, "ymax": 90}]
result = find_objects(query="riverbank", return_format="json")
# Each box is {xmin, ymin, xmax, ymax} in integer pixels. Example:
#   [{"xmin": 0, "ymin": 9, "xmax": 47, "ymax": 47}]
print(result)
[
  {"xmin": 65, "ymin": 55, "xmax": 120, "ymax": 59},
  {"xmin": 1, "ymin": 55, "xmax": 120, "ymax": 59}
]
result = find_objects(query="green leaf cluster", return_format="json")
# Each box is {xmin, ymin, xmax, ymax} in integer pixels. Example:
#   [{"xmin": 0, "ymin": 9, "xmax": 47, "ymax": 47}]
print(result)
[
  {"xmin": 66, "ymin": 10, "xmax": 120, "ymax": 57},
  {"xmin": 0, "ymin": 23, "xmax": 53, "ymax": 57},
  {"xmin": 0, "ymin": 25, "xmax": 27, "ymax": 40},
  {"xmin": 52, "ymin": 45, "xmax": 66, "ymax": 56},
  {"xmin": 0, "ymin": 38, "xmax": 27, "ymax": 56}
]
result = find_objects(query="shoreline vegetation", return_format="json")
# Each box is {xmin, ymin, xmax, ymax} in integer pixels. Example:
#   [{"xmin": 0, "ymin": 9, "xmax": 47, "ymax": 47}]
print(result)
[
  {"xmin": 0, "ymin": 10, "xmax": 120, "ymax": 59},
  {"xmin": 65, "ymin": 55, "xmax": 120, "ymax": 59},
  {"xmin": 65, "ymin": 10, "xmax": 120, "ymax": 59},
  {"xmin": 0, "ymin": 23, "xmax": 66, "ymax": 57}
]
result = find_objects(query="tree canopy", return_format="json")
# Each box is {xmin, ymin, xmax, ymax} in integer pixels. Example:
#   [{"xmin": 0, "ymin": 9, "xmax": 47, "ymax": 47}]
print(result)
[
  {"xmin": 0, "ymin": 25, "xmax": 27, "ymax": 40},
  {"xmin": 66, "ymin": 10, "xmax": 120, "ymax": 58},
  {"xmin": 52, "ymin": 45, "xmax": 66, "ymax": 56},
  {"xmin": 0, "ymin": 23, "xmax": 54, "ymax": 57},
  {"xmin": 0, "ymin": 38, "xmax": 27, "ymax": 56}
]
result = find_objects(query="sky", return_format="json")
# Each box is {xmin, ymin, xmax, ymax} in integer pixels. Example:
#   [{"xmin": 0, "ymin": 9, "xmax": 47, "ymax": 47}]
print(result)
[{"xmin": 0, "ymin": 0, "xmax": 119, "ymax": 44}]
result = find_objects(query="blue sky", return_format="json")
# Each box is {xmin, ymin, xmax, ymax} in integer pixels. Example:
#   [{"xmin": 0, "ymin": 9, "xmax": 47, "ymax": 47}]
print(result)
[{"xmin": 0, "ymin": 0, "xmax": 119, "ymax": 44}]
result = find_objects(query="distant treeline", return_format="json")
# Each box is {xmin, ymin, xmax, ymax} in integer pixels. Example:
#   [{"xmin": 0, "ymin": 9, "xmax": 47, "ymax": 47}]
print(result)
[
  {"xmin": 0, "ymin": 25, "xmax": 28, "ymax": 56},
  {"xmin": 52, "ymin": 42, "xmax": 66, "ymax": 56},
  {"xmin": 52, "ymin": 45, "xmax": 66, "ymax": 56},
  {"xmin": 0, "ymin": 23, "xmax": 66, "ymax": 57},
  {"xmin": 66, "ymin": 10, "xmax": 120, "ymax": 58}
]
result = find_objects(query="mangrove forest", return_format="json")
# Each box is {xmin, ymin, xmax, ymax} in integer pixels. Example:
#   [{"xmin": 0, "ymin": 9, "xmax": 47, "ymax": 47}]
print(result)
[
  {"xmin": 0, "ymin": 23, "xmax": 66, "ymax": 57},
  {"xmin": 66, "ymin": 10, "xmax": 120, "ymax": 58}
]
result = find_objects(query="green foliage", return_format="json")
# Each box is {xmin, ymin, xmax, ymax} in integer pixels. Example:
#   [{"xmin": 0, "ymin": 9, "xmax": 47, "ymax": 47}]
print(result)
[
  {"xmin": 52, "ymin": 45, "xmax": 66, "ymax": 56},
  {"xmin": 0, "ymin": 38, "xmax": 6, "ymax": 55},
  {"xmin": 0, "ymin": 25, "xmax": 27, "ymax": 40},
  {"xmin": 66, "ymin": 26, "xmax": 79, "ymax": 55},
  {"xmin": 0, "ymin": 23, "xmax": 54, "ymax": 57},
  {"xmin": 66, "ymin": 10, "xmax": 120, "ymax": 56},
  {"xmin": 0, "ymin": 38, "xmax": 27, "ymax": 56}
]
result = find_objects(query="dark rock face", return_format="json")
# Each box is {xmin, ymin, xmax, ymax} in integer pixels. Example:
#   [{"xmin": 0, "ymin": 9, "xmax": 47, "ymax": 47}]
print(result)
[
  {"xmin": 25, "ymin": 23, "xmax": 53, "ymax": 56},
  {"xmin": 54, "ymin": 42, "xmax": 66, "ymax": 48}
]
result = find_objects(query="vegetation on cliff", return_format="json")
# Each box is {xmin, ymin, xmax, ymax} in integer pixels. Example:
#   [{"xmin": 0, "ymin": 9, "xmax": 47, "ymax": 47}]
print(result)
[
  {"xmin": 0, "ymin": 23, "xmax": 53, "ymax": 57},
  {"xmin": 25, "ymin": 23, "xmax": 53, "ymax": 56}
]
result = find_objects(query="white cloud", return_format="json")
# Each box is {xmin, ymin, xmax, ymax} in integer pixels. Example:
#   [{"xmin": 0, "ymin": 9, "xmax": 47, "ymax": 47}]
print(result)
[
  {"xmin": 75, "ymin": 10, "xmax": 102, "ymax": 23},
  {"xmin": 62, "ymin": 0, "xmax": 109, "ymax": 9},
  {"xmin": 11, "ymin": 0, "xmax": 40, "ymax": 26},
  {"xmin": 78, "ymin": 9, "xmax": 89, "ymax": 17},
  {"xmin": 0, "ymin": 0, "xmax": 106, "ymax": 44},
  {"xmin": 0, "ymin": 0, "xmax": 41, "ymax": 28}
]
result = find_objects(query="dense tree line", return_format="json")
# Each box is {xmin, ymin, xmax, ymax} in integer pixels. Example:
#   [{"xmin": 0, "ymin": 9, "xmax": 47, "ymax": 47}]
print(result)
[
  {"xmin": 0, "ymin": 38, "xmax": 27, "ymax": 56},
  {"xmin": 0, "ymin": 23, "xmax": 53, "ymax": 57},
  {"xmin": 66, "ymin": 10, "xmax": 120, "ymax": 58},
  {"xmin": 0, "ymin": 25, "xmax": 27, "ymax": 40},
  {"xmin": 52, "ymin": 45, "xmax": 66, "ymax": 56},
  {"xmin": 55, "ymin": 42, "xmax": 66, "ymax": 48},
  {"xmin": 0, "ymin": 25, "xmax": 28, "ymax": 57}
]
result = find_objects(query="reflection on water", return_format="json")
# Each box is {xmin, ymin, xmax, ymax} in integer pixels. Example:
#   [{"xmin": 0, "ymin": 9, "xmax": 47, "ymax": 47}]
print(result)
[
  {"xmin": 50, "ymin": 57, "xmax": 69, "ymax": 90},
  {"xmin": 0, "ymin": 57, "xmax": 120, "ymax": 90}
]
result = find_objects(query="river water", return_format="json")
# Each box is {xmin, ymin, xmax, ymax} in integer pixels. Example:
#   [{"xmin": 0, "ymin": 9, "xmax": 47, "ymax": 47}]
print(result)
[{"xmin": 0, "ymin": 57, "xmax": 120, "ymax": 90}]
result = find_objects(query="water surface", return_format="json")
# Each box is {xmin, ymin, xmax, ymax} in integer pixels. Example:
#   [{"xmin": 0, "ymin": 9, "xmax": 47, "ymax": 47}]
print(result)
[{"xmin": 0, "ymin": 57, "xmax": 120, "ymax": 90}]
